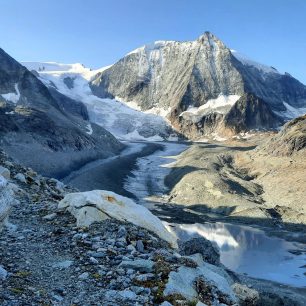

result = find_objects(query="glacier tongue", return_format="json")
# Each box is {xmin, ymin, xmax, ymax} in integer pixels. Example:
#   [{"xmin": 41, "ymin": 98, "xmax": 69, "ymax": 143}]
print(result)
[{"xmin": 22, "ymin": 61, "xmax": 174, "ymax": 141}]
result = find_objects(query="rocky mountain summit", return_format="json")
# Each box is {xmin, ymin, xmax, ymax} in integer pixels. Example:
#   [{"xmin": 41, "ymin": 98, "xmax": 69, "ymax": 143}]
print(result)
[
  {"xmin": 90, "ymin": 32, "xmax": 306, "ymax": 138},
  {"xmin": 1, "ymin": 151, "xmax": 305, "ymax": 305},
  {"xmin": 0, "ymin": 48, "xmax": 123, "ymax": 178}
]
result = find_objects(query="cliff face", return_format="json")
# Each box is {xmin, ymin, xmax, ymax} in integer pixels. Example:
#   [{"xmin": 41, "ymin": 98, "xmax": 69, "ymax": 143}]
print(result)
[
  {"xmin": 0, "ymin": 48, "xmax": 123, "ymax": 178},
  {"xmin": 90, "ymin": 32, "xmax": 306, "ymax": 138},
  {"xmin": 90, "ymin": 32, "xmax": 245, "ymax": 113}
]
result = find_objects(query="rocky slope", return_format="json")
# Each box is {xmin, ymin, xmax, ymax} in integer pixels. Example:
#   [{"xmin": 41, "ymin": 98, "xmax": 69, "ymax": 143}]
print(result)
[
  {"xmin": 22, "ymin": 62, "xmax": 176, "ymax": 142},
  {"xmin": 0, "ymin": 48, "xmax": 123, "ymax": 178},
  {"xmin": 164, "ymin": 137, "xmax": 306, "ymax": 230},
  {"xmin": 90, "ymin": 32, "xmax": 306, "ymax": 138},
  {"xmin": 1, "ymin": 150, "xmax": 305, "ymax": 305},
  {"xmin": 260, "ymin": 114, "xmax": 306, "ymax": 156}
]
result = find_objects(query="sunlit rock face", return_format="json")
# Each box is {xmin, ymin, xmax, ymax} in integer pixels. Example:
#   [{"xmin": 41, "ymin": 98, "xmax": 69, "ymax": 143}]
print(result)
[{"xmin": 90, "ymin": 32, "xmax": 306, "ymax": 137}]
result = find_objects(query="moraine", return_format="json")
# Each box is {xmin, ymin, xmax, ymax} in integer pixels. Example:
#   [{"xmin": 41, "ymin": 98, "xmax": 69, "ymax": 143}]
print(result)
[{"xmin": 123, "ymin": 141, "xmax": 306, "ymax": 288}]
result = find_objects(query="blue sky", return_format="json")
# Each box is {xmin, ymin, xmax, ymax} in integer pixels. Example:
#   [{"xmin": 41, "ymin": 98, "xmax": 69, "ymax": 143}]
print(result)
[{"xmin": 1, "ymin": 0, "xmax": 306, "ymax": 83}]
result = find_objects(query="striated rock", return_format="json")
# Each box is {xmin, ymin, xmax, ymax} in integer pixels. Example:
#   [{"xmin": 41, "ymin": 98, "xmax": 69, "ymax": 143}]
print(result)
[{"xmin": 58, "ymin": 190, "xmax": 178, "ymax": 247}]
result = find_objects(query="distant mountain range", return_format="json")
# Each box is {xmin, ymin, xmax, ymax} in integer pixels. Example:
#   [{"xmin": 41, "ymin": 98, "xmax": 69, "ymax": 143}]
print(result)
[{"xmin": 1, "ymin": 32, "xmax": 306, "ymax": 174}]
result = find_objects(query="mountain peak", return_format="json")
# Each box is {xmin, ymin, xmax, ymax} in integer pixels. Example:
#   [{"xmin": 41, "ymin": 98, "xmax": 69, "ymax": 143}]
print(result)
[{"xmin": 197, "ymin": 31, "xmax": 226, "ymax": 48}]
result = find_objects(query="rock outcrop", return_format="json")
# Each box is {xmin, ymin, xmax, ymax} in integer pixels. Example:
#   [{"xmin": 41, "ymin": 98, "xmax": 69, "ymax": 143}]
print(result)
[
  {"xmin": 261, "ymin": 114, "xmax": 306, "ymax": 156},
  {"xmin": 0, "ymin": 48, "xmax": 123, "ymax": 178}
]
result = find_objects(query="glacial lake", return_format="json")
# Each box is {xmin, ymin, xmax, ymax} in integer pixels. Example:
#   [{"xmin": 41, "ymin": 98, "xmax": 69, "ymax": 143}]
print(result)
[
  {"xmin": 124, "ymin": 141, "xmax": 306, "ymax": 288},
  {"xmin": 167, "ymin": 222, "xmax": 306, "ymax": 287}
]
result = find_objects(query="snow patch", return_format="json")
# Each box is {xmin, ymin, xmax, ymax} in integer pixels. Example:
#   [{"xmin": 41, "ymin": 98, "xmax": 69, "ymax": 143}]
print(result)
[
  {"xmin": 231, "ymin": 50, "xmax": 281, "ymax": 75},
  {"xmin": 180, "ymin": 94, "xmax": 240, "ymax": 123},
  {"xmin": 1, "ymin": 83, "xmax": 20, "ymax": 104},
  {"xmin": 86, "ymin": 123, "xmax": 93, "ymax": 135},
  {"xmin": 278, "ymin": 102, "xmax": 306, "ymax": 119}
]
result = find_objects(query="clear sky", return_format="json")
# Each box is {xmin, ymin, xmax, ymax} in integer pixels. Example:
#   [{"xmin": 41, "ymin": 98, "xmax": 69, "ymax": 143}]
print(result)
[{"xmin": 1, "ymin": 0, "xmax": 305, "ymax": 83}]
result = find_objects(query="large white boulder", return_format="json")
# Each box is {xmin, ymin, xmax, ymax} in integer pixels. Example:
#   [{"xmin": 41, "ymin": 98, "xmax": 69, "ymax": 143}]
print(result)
[{"xmin": 58, "ymin": 190, "xmax": 178, "ymax": 248}]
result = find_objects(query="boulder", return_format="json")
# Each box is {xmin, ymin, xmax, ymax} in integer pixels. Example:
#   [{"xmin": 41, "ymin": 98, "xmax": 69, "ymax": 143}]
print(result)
[
  {"xmin": 14, "ymin": 173, "xmax": 26, "ymax": 183},
  {"xmin": 164, "ymin": 254, "xmax": 237, "ymax": 304},
  {"xmin": 0, "ymin": 265, "xmax": 8, "ymax": 280},
  {"xmin": 0, "ymin": 175, "xmax": 14, "ymax": 231},
  {"xmin": 179, "ymin": 237, "xmax": 220, "ymax": 265},
  {"xmin": 0, "ymin": 166, "xmax": 10, "ymax": 179},
  {"xmin": 232, "ymin": 283, "xmax": 260, "ymax": 306},
  {"xmin": 58, "ymin": 190, "xmax": 177, "ymax": 248}
]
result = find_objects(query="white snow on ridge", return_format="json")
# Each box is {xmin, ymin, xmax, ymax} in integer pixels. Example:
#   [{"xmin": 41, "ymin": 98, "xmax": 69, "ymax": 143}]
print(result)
[
  {"xmin": 1, "ymin": 83, "xmax": 20, "ymax": 104},
  {"xmin": 278, "ymin": 102, "xmax": 306, "ymax": 119},
  {"xmin": 86, "ymin": 123, "xmax": 93, "ymax": 135},
  {"xmin": 180, "ymin": 94, "xmax": 240, "ymax": 123},
  {"xmin": 231, "ymin": 50, "xmax": 281, "ymax": 75},
  {"xmin": 21, "ymin": 61, "xmax": 172, "ymax": 141}
]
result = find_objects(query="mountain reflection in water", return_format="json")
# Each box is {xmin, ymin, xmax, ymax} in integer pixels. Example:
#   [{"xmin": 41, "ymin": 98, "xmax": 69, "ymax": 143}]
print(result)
[{"xmin": 168, "ymin": 222, "xmax": 306, "ymax": 287}]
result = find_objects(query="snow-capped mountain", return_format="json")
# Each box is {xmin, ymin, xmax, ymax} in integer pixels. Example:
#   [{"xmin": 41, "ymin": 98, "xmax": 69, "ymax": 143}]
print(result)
[
  {"xmin": 89, "ymin": 32, "xmax": 306, "ymax": 138},
  {"xmin": 21, "ymin": 32, "xmax": 306, "ymax": 140},
  {"xmin": 0, "ymin": 48, "xmax": 122, "ymax": 178},
  {"xmin": 22, "ymin": 61, "xmax": 175, "ymax": 141}
]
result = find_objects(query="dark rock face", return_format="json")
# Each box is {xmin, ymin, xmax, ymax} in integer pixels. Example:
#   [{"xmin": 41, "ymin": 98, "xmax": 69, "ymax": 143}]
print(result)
[
  {"xmin": 179, "ymin": 237, "xmax": 220, "ymax": 265},
  {"xmin": 261, "ymin": 114, "xmax": 306, "ymax": 156},
  {"xmin": 89, "ymin": 32, "xmax": 306, "ymax": 137},
  {"xmin": 222, "ymin": 93, "xmax": 283, "ymax": 133},
  {"xmin": 0, "ymin": 48, "xmax": 123, "ymax": 178}
]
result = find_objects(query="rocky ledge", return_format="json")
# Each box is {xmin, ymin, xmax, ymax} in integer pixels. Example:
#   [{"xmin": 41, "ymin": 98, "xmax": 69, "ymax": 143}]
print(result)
[{"xmin": 0, "ymin": 150, "xmax": 305, "ymax": 305}]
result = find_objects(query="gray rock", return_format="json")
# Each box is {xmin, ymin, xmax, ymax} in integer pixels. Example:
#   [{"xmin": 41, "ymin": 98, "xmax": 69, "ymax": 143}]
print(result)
[
  {"xmin": 52, "ymin": 260, "xmax": 73, "ymax": 269},
  {"xmin": 119, "ymin": 259, "xmax": 154, "ymax": 273},
  {"xmin": 78, "ymin": 272, "xmax": 89, "ymax": 280},
  {"xmin": 0, "ymin": 166, "xmax": 10, "ymax": 179},
  {"xmin": 117, "ymin": 225, "xmax": 127, "ymax": 238},
  {"xmin": 42, "ymin": 213, "xmax": 57, "ymax": 221},
  {"xmin": 0, "ymin": 265, "xmax": 8, "ymax": 280},
  {"xmin": 14, "ymin": 173, "xmax": 26, "ymax": 183},
  {"xmin": 136, "ymin": 240, "xmax": 144, "ymax": 252},
  {"xmin": 179, "ymin": 237, "xmax": 220, "ymax": 265},
  {"xmin": 232, "ymin": 283, "xmax": 260, "ymax": 306}
]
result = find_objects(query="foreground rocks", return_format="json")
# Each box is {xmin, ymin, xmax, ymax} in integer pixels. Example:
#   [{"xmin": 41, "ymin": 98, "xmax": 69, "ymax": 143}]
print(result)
[
  {"xmin": 0, "ymin": 150, "xmax": 305, "ymax": 305},
  {"xmin": 59, "ymin": 190, "xmax": 177, "ymax": 247}
]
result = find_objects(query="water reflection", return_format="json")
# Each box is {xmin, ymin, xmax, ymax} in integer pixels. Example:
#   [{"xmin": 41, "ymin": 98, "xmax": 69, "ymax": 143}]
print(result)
[{"xmin": 168, "ymin": 222, "xmax": 306, "ymax": 287}]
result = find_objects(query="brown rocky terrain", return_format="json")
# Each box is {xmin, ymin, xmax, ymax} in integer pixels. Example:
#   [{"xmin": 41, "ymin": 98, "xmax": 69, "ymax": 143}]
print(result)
[{"xmin": 164, "ymin": 119, "xmax": 306, "ymax": 231}]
